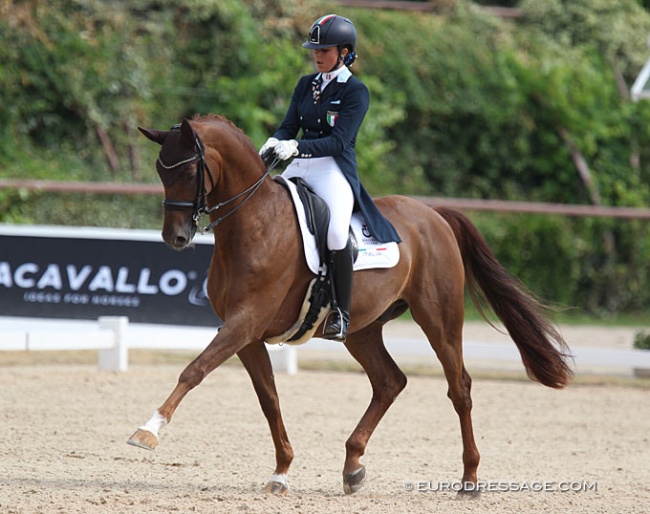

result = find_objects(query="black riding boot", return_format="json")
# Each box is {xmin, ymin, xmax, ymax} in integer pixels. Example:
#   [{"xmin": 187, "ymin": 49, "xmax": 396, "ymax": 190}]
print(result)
[{"xmin": 322, "ymin": 242, "xmax": 353, "ymax": 342}]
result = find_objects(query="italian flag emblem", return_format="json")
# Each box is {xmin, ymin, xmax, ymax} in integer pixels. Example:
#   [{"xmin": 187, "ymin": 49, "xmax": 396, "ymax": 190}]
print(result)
[{"xmin": 327, "ymin": 111, "xmax": 339, "ymax": 127}]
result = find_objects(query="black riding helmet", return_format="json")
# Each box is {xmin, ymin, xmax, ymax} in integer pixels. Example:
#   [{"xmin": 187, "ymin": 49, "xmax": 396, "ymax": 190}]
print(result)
[{"xmin": 302, "ymin": 14, "xmax": 357, "ymax": 66}]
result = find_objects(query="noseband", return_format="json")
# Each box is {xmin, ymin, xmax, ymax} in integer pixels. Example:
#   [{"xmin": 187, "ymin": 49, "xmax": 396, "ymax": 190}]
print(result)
[{"xmin": 158, "ymin": 124, "xmax": 279, "ymax": 234}]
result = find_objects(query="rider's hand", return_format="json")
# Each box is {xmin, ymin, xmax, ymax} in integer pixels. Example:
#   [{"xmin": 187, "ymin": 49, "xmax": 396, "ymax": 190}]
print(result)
[
  {"xmin": 274, "ymin": 140, "xmax": 299, "ymax": 160},
  {"xmin": 259, "ymin": 137, "xmax": 279, "ymax": 156}
]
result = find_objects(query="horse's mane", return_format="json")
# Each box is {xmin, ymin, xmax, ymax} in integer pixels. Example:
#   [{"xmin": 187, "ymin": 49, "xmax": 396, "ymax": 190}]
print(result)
[
  {"xmin": 190, "ymin": 113, "xmax": 259, "ymax": 158},
  {"xmin": 190, "ymin": 113, "xmax": 247, "ymax": 139}
]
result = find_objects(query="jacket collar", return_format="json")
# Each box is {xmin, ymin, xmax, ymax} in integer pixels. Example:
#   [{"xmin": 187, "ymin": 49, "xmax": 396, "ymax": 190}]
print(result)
[{"xmin": 317, "ymin": 66, "xmax": 352, "ymax": 87}]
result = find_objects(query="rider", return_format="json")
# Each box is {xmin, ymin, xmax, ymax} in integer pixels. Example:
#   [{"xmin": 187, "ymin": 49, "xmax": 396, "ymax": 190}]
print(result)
[{"xmin": 260, "ymin": 14, "xmax": 401, "ymax": 341}]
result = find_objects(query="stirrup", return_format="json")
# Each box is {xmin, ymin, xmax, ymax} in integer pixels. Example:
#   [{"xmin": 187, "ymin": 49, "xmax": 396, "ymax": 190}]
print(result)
[{"xmin": 322, "ymin": 309, "xmax": 349, "ymax": 342}]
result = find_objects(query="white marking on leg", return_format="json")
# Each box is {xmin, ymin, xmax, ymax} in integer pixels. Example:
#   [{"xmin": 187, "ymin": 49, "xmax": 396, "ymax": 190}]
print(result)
[
  {"xmin": 138, "ymin": 410, "xmax": 167, "ymax": 437},
  {"xmin": 269, "ymin": 473, "xmax": 288, "ymax": 486}
]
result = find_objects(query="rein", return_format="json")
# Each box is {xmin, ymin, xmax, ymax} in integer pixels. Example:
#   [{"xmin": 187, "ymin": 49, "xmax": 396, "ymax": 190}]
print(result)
[{"xmin": 159, "ymin": 124, "xmax": 281, "ymax": 234}]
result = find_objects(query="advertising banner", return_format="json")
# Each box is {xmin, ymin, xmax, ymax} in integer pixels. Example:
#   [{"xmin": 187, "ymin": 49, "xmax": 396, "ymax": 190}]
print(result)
[{"xmin": 0, "ymin": 225, "xmax": 221, "ymax": 327}]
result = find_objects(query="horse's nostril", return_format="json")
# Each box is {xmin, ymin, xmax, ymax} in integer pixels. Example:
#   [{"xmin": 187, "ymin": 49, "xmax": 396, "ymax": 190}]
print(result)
[{"xmin": 174, "ymin": 235, "xmax": 188, "ymax": 247}]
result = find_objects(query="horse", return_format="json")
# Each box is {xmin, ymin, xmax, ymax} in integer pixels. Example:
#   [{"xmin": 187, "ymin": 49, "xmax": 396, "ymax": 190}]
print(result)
[{"xmin": 128, "ymin": 114, "xmax": 572, "ymax": 496}]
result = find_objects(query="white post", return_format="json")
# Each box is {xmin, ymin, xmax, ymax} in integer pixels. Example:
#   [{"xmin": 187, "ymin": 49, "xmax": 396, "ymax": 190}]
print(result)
[
  {"xmin": 98, "ymin": 316, "xmax": 129, "ymax": 372},
  {"xmin": 268, "ymin": 345, "xmax": 298, "ymax": 375},
  {"xmin": 286, "ymin": 346, "xmax": 298, "ymax": 375}
]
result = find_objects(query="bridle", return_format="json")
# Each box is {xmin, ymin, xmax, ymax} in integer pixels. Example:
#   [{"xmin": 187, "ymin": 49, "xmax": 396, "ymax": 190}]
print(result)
[{"xmin": 157, "ymin": 124, "xmax": 280, "ymax": 234}]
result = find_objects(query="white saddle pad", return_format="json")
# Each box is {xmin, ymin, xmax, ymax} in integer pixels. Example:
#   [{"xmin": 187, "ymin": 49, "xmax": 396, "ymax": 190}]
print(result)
[{"xmin": 275, "ymin": 176, "xmax": 400, "ymax": 275}]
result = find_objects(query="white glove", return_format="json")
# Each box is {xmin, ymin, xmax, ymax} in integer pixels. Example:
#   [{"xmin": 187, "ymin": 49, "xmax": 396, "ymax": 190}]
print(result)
[
  {"xmin": 274, "ymin": 139, "xmax": 299, "ymax": 160},
  {"xmin": 259, "ymin": 137, "xmax": 279, "ymax": 156}
]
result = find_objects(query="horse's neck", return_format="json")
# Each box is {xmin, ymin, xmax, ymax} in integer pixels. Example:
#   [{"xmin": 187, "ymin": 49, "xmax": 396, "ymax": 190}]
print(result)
[
  {"xmin": 207, "ymin": 166, "xmax": 283, "ymax": 240},
  {"xmin": 200, "ymin": 122, "xmax": 293, "ymax": 247}
]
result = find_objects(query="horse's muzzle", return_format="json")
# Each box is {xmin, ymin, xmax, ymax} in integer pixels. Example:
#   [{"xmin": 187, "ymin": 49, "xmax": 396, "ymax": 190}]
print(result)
[{"xmin": 162, "ymin": 220, "xmax": 196, "ymax": 250}]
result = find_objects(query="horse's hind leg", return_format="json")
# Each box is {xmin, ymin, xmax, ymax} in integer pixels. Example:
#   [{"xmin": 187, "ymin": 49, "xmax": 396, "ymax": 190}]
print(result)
[
  {"xmin": 342, "ymin": 323, "xmax": 408, "ymax": 494},
  {"xmin": 237, "ymin": 341, "xmax": 294, "ymax": 496},
  {"xmin": 411, "ymin": 302, "xmax": 481, "ymax": 498}
]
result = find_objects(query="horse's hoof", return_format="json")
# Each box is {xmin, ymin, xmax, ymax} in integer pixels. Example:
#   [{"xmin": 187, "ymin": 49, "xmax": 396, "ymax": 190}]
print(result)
[
  {"xmin": 262, "ymin": 480, "xmax": 288, "ymax": 496},
  {"xmin": 457, "ymin": 487, "xmax": 481, "ymax": 500},
  {"xmin": 127, "ymin": 429, "xmax": 158, "ymax": 451},
  {"xmin": 343, "ymin": 466, "xmax": 366, "ymax": 495}
]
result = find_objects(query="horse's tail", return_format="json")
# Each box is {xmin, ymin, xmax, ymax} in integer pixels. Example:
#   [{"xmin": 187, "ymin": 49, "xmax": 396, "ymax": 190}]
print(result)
[{"xmin": 435, "ymin": 207, "xmax": 573, "ymax": 388}]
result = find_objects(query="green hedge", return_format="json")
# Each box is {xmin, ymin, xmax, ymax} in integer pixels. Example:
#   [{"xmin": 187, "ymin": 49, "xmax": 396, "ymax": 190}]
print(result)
[{"xmin": 2, "ymin": 0, "xmax": 650, "ymax": 316}]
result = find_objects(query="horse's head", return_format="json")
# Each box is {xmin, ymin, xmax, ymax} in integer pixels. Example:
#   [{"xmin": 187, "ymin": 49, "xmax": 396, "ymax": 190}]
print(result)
[
  {"xmin": 139, "ymin": 119, "xmax": 213, "ymax": 250},
  {"xmin": 141, "ymin": 115, "xmax": 276, "ymax": 250}
]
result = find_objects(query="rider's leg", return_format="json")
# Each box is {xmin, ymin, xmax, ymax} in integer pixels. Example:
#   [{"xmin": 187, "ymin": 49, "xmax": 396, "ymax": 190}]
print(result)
[
  {"xmin": 283, "ymin": 157, "xmax": 354, "ymax": 340},
  {"xmin": 300, "ymin": 159, "xmax": 354, "ymax": 341},
  {"xmin": 322, "ymin": 239, "xmax": 354, "ymax": 340}
]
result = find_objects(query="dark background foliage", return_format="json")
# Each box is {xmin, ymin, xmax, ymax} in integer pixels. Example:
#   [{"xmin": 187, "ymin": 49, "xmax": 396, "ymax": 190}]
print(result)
[{"xmin": 2, "ymin": 0, "xmax": 650, "ymax": 317}]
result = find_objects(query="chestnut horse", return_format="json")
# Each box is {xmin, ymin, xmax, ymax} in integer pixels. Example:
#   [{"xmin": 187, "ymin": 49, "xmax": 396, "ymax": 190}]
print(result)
[{"xmin": 128, "ymin": 114, "xmax": 572, "ymax": 496}]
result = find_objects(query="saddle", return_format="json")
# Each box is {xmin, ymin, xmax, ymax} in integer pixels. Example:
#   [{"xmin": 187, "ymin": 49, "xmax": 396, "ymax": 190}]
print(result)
[
  {"xmin": 289, "ymin": 177, "xmax": 358, "ymax": 269},
  {"xmin": 267, "ymin": 177, "xmax": 356, "ymax": 344},
  {"xmin": 268, "ymin": 175, "xmax": 396, "ymax": 345}
]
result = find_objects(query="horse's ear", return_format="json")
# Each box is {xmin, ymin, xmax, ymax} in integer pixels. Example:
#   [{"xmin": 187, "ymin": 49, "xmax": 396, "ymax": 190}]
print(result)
[
  {"xmin": 179, "ymin": 119, "xmax": 196, "ymax": 149},
  {"xmin": 138, "ymin": 127, "xmax": 167, "ymax": 145}
]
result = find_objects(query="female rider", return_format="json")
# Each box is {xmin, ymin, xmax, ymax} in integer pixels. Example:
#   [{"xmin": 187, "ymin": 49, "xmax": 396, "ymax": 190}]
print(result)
[{"xmin": 260, "ymin": 14, "xmax": 401, "ymax": 341}]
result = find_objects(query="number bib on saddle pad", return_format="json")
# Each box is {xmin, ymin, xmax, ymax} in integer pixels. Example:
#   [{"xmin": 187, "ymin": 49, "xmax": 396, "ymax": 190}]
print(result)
[{"xmin": 274, "ymin": 175, "xmax": 399, "ymax": 275}]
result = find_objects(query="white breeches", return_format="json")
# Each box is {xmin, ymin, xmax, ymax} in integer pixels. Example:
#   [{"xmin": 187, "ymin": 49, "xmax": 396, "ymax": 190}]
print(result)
[{"xmin": 282, "ymin": 157, "xmax": 354, "ymax": 251}]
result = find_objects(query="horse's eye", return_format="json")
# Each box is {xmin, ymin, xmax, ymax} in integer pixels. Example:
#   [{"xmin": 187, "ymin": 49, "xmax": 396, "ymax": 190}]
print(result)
[{"xmin": 179, "ymin": 165, "xmax": 196, "ymax": 179}]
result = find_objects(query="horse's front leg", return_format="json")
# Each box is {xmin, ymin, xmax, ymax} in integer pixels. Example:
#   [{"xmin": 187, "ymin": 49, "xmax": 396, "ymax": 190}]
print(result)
[
  {"xmin": 237, "ymin": 341, "xmax": 294, "ymax": 495},
  {"xmin": 127, "ymin": 324, "xmax": 247, "ymax": 451}
]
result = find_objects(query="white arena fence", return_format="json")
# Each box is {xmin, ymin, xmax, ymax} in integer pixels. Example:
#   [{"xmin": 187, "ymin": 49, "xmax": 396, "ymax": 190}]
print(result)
[
  {"xmin": 1, "ymin": 224, "xmax": 649, "ymax": 377},
  {"xmin": 0, "ymin": 316, "xmax": 297, "ymax": 374},
  {"xmin": 1, "ymin": 315, "xmax": 649, "ymax": 377}
]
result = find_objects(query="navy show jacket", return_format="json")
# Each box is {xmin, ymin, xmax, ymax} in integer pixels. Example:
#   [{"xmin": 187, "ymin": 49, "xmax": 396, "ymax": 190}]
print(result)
[{"xmin": 273, "ymin": 71, "xmax": 401, "ymax": 244}]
